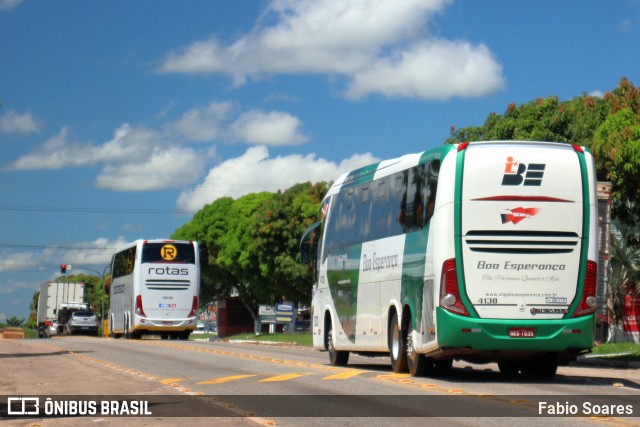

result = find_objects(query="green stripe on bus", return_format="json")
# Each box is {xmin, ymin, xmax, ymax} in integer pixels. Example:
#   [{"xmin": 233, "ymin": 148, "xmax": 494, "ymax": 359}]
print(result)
[
  {"xmin": 565, "ymin": 148, "xmax": 591, "ymax": 317},
  {"xmin": 326, "ymin": 243, "xmax": 362, "ymax": 343},
  {"xmin": 341, "ymin": 162, "xmax": 380, "ymax": 191},
  {"xmin": 453, "ymin": 146, "xmax": 478, "ymax": 317},
  {"xmin": 401, "ymin": 227, "xmax": 429, "ymax": 331}
]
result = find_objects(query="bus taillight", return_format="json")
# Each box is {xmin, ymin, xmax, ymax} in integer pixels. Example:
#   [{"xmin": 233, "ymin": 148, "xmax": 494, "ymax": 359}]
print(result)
[
  {"xmin": 573, "ymin": 260, "xmax": 597, "ymax": 317},
  {"xmin": 439, "ymin": 258, "xmax": 469, "ymax": 316},
  {"xmin": 135, "ymin": 295, "xmax": 146, "ymax": 317},
  {"xmin": 188, "ymin": 296, "xmax": 198, "ymax": 318}
]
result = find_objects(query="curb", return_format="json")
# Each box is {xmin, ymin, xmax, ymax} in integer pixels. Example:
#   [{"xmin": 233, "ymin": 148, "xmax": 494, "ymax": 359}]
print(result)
[{"xmin": 575, "ymin": 355, "xmax": 640, "ymax": 369}]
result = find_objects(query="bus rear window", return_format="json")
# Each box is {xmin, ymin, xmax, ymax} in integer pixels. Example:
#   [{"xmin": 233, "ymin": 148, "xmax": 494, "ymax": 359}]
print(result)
[{"xmin": 141, "ymin": 242, "xmax": 196, "ymax": 264}]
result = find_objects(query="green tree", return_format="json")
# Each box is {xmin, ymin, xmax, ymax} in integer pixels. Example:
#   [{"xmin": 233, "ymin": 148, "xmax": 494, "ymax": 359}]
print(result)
[
  {"xmin": 252, "ymin": 182, "xmax": 328, "ymax": 307},
  {"xmin": 173, "ymin": 197, "xmax": 237, "ymax": 307},
  {"xmin": 6, "ymin": 316, "xmax": 25, "ymax": 327},
  {"xmin": 581, "ymin": 78, "xmax": 640, "ymax": 224},
  {"xmin": 173, "ymin": 183, "xmax": 329, "ymax": 317},
  {"xmin": 607, "ymin": 219, "xmax": 640, "ymax": 342},
  {"xmin": 28, "ymin": 290, "xmax": 40, "ymax": 328},
  {"xmin": 216, "ymin": 192, "xmax": 276, "ymax": 314},
  {"xmin": 447, "ymin": 77, "xmax": 639, "ymax": 225},
  {"xmin": 447, "ymin": 94, "xmax": 608, "ymax": 146}
]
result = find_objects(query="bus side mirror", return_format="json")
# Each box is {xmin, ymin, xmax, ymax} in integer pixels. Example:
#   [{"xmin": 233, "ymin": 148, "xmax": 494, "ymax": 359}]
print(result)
[{"xmin": 300, "ymin": 221, "xmax": 321, "ymax": 266}]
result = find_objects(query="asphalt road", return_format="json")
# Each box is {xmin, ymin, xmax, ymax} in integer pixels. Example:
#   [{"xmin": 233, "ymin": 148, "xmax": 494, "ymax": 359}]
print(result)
[{"xmin": 1, "ymin": 337, "xmax": 639, "ymax": 426}]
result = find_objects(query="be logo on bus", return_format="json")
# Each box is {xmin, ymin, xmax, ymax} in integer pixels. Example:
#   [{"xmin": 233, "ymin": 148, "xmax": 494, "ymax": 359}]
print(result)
[
  {"xmin": 501, "ymin": 156, "xmax": 546, "ymax": 186},
  {"xmin": 160, "ymin": 244, "xmax": 178, "ymax": 261}
]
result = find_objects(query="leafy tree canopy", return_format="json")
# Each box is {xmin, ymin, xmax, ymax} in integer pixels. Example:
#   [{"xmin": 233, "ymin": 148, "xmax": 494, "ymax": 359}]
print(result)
[
  {"xmin": 447, "ymin": 77, "xmax": 640, "ymax": 224},
  {"xmin": 172, "ymin": 186, "xmax": 330, "ymax": 316}
]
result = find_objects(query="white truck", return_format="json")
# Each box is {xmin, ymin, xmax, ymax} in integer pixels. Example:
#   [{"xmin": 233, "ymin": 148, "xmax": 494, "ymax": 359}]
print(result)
[{"xmin": 36, "ymin": 282, "xmax": 88, "ymax": 338}]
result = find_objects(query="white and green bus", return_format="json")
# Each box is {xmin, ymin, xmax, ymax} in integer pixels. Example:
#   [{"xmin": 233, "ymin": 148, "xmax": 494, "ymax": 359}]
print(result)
[
  {"xmin": 300, "ymin": 141, "xmax": 598, "ymax": 378},
  {"xmin": 109, "ymin": 239, "xmax": 200, "ymax": 340}
]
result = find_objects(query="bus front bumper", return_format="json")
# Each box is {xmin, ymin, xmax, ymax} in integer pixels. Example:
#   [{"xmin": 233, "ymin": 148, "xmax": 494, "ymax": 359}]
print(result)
[{"xmin": 132, "ymin": 316, "xmax": 197, "ymax": 331}]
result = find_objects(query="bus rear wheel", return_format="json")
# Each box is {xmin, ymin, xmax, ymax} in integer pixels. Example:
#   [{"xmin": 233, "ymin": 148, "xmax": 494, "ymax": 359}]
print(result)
[
  {"xmin": 389, "ymin": 311, "xmax": 408, "ymax": 373},
  {"xmin": 498, "ymin": 361, "xmax": 521, "ymax": 376},
  {"xmin": 124, "ymin": 315, "xmax": 131, "ymax": 339},
  {"xmin": 327, "ymin": 319, "xmax": 349, "ymax": 366},
  {"xmin": 406, "ymin": 329, "xmax": 433, "ymax": 377},
  {"xmin": 521, "ymin": 355, "xmax": 558, "ymax": 379}
]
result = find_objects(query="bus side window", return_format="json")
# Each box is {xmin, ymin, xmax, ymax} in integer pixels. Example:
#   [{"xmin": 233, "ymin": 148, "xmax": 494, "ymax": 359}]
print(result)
[
  {"xmin": 423, "ymin": 159, "xmax": 440, "ymax": 224},
  {"xmin": 372, "ymin": 178, "xmax": 388, "ymax": 241},
  {"xmin": 359, "ymin": 185, "xmax": 371, "ymax": 243},
  {"xmin": 389, "ymin": 172, "xmax": 405, "ymax": 236}
]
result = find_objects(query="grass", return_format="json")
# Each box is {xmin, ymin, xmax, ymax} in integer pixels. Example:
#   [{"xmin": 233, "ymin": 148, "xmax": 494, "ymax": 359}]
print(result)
[
  {"xmin": 588, "ymin": 342, "xmax": 640, "ymax": 361},
  {"xmin": 222, "ymin": 332, "xmax": 313, "ymax": 346}
]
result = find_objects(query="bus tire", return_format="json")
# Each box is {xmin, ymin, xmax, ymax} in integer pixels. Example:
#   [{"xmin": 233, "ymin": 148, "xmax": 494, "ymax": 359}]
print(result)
[
  {"xmin": 124, "ymin": 315, "xmax": 130, "ymax": 339},
  {"xmin": 389, "ymin": 311, "xmax": 408, "ymax": 373},
  {"xmin": 407, "ymin": 328, "xmax": 433, "ymax": 377},
  {"xmin": 327, "ymin": 319, "xmax": 349, "ymax": 366},
  {"xmin": 434, "ymin": 359, "xmax": 453, "ymax": 371},
  {"xmin": 521, "ymin": 355, "xmax": 558, "ymax": 379},
  {"xmin": 498, "ymin": 361, "xmax": 521, "ymax": 376}
]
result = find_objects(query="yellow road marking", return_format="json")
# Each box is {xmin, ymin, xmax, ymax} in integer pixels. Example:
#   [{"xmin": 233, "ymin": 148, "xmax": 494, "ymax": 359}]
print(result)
[
  {"xmin": 322, "ymin": 370, "xmax": 366, "ymax": 380},
  {"xmin": 160, "ymin": 377, "xmax": 185, "ymax": 384},
  {"xmin": 196, "ymin": 374, "xmax": 257, "ymax": 385},
  {"xmin": 376, "ymin": 373, "xmax": 411, "ymax": 380},
  {"xmin": 259, "ymin": 373, "xmax": 312, "ymax": 382}
]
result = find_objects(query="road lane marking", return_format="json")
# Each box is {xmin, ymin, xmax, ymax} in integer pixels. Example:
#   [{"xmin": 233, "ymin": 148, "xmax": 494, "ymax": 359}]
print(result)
[
  {"xmin": 27, "ymin": 340, "xmax": 633, "ymax": 426},
  {"xmin": 322, "ymin": 370, "xmax": 366, "ymax": 380},
  {"xmin": 375, "ymin": 373, "xmax": 411, "ymax": 380},
  {"xmin": 259, "ymin": 373, "xmax": 312, "ymax": 382},
  {"xmin": 196, "ymin": 374, "xmax": 257, "ymax": 385},
  {"xmin": 160, "ymin": 377, "xmax": 186, "ymax": 384}
]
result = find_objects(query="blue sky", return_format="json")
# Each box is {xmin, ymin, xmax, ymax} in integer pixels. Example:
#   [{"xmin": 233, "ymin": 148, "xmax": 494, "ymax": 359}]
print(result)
[{"xmin": 1, "ymin": 0, "xmax": 638, "ymax": 322}]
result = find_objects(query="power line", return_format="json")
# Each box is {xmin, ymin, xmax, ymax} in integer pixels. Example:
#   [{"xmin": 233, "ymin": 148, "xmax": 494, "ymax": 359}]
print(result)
[
  {"xmin": 0, "ymin": 263, "xmax": 110, "ymax": 273},
  {"xmin": 0, "ymin": 205, "xmax": 196, "ymax": 214},
  {"xmin": 0, "ymin": 244, "xmax": 115, "ymax": 250}
]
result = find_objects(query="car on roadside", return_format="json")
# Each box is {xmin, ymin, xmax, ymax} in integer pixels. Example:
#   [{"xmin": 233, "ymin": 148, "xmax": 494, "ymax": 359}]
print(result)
[
  {"xmin": 46, "ymin": 320, "xmax": 60, "ymax": 337},
  {"xmin": 64, "ymin": 310, "xmax": 99, "ymax": 336}
]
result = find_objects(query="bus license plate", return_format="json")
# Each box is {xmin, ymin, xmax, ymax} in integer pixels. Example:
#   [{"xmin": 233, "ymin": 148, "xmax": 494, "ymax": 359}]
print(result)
[{"xmin": 508, "ymin": 327, "xmax": 535, "ymax": 338}]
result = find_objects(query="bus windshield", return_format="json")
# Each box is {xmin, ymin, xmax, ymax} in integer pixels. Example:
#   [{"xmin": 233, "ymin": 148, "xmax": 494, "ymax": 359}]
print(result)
[{"xmin": 141, "ymin": 242, "xmax": 196, "ymax": 264}]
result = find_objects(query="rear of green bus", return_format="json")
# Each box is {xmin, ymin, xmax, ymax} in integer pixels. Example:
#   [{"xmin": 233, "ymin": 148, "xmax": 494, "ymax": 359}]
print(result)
[{"xmin": 436, "ymin": 141, "xmax": 598, "ymax": 376}]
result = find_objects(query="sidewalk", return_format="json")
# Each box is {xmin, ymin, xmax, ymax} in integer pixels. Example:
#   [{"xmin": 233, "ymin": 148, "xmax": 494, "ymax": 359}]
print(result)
[{"xmin": 575, "ymin": 354, "xmax": 640, "ymax": 369}]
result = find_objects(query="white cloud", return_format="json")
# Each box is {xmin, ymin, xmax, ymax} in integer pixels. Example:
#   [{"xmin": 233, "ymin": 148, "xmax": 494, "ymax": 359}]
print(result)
[
  {"xmin": 4, "ymin": 127, "xmax": 95, "ymax": 170},
  {"xmin": 5, "ymin": 124, "xmax": 160, "ymax": 171},
  {"xmin": 176, "ymin": 145, "xmax": 379, "ymax": 211},
  {"xmin": 94, "ymin": 124, "xmax": 160, "ymax": 163},
  {"xmin": 0, "ymin": 110, "xmax": 40, "ymax": 133},
  {"xmin": 230, "ymin": 110, "xmax": 308, "ymax": 145},
  {"xmin": 0, "ymin": 237, "xmax": 126, "ymax": 273},
  {"xmin": 345, "ymin": 40, "xmax": 505, "ymax": 100},
  {"xmin": 5, "ymin": 102, "xmax": 308, "ymax": 191},
  {"xmin": 96, "ymin": 147, "xmax": 205, "ymax": 191},
  {"xmin": 159, "ymin": 0, "xmax": 504, "ymax": 100},
  {"xmin": 0, "ymin": 0, "xmax": 23, "ymax": 12},
  {"xmin": 168, "ymin": 101, "xmax": 236, "ymax": 142}
]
